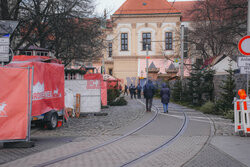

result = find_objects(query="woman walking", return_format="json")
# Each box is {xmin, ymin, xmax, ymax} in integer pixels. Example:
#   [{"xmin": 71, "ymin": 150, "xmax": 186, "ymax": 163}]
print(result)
[{"xmin": 160, "ymin": 83, "xmax": 170, "ymax": 113}]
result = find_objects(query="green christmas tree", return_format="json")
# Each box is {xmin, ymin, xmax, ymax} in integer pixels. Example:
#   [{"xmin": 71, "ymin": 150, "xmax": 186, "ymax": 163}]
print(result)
[
  {"xmin": 217, "ymin": 59, "xmax": 236, "ymax": 113},
  {"xmin": 187, "ymin": 64, "xmax": 204, "ymax": 106},
  {"xmin": 172, "ymin": 80, "xmax": 182, "ymax": 102}
]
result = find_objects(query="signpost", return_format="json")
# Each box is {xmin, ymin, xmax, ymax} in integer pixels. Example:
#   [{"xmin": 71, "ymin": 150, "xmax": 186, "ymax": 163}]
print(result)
[
  {"xmin": 238, "ymin": 35, "xmax": 250, "ymax": 95},
  {"xmin": 238, "ymin": 36, "xmax": 250, "ymax": 56},
  {"xmin": 0, "ymin": 20, "xmax": 18, "ymax": 66},
  {"xmin": 240, "ymin": 66, "xmax": 250, "ymax": 74},
  {"xmin": 0, "ymin": 34, "xmax": 10, "ymax": 63}
]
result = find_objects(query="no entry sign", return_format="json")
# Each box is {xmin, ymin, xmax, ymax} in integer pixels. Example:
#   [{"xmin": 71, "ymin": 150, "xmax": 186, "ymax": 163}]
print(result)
[{"xmin": 238, "ymin": 36, "xmax": 250, "ymax": 56}]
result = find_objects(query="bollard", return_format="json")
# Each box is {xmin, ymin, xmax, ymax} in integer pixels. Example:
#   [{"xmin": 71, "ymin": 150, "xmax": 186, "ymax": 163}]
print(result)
[{"xmin": 75, "ymin": 94, "xmax": 81, "ymax": 118}]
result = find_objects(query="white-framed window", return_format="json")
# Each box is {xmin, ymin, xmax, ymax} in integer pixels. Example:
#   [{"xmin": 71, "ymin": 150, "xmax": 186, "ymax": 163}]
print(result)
[
  {"xmin": 121, "ymin": 33, "xmax": 128, "ymax": 51},
  {"xmin": 142, "ymin": 33, "xmax": 151, "ymax": 50},
  {"xmin": 165, "ymin": 32, "xmax": 172, "ymax": 50},
  {"xmin": 108, "ymin": 43, "xmax": 112, "ymax": 57}
]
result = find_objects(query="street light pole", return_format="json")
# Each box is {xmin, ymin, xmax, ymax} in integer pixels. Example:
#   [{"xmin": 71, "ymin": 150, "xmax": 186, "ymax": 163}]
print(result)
[
  {"xmin": 180, "ymin": 25, "xmax": 184, "ymax": 82},
  {"xmin": 146, "ymin": 44, "xmax": 149, "ymax": 83}
]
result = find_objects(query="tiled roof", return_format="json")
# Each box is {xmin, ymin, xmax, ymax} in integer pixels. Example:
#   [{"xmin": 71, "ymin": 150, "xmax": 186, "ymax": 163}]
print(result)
[
  {"xmin": 170, "ymin": 1, "xmax": 197, "ymax": 21},
  {"xmin": 114, "ymin": 0, "xmax": 180, "ymax": 15}
]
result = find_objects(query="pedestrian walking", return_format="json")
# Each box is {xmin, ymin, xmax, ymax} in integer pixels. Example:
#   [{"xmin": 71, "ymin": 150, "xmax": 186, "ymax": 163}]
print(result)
[
  {"xmin": 160, "ymin": 83, "xmax": 170, "ymax": 113},
  {"xmin": 136, "ymin": 84, "xmax": 142, "ymax": 99},
  {"xmin": 124, "ymin": 84, "xmax": 128, "ymax": 95},
  {"xmin": 132, "ymin": 85, "xmax": 137, "ymax": 99},
  {"xmin": 143, "ymin": 80, "xmax": 155, "ymax": 112},
  {"xmin": 129, "ymin": 84, "xmax": 134, "ymax": 99}
]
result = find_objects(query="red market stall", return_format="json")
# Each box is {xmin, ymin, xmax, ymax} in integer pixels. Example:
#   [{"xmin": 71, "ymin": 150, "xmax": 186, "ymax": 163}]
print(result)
[{"xmin": 84, "ymin": 74, "xmax": 107, "ymax": 106}]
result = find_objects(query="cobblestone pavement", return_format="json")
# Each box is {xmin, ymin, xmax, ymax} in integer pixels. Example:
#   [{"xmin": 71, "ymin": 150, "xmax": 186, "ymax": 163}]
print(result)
[
  {"xmin": 0, "ymin": 97, "xmax": 245, "ymax": 167},
  {"xmin": 0, "ymin": 96, "xmax": 145, "ymax": 165},
  {"xmin": 1, "ymin": 99, "xmax": 211, "ymax": 167},
  {"xmin": 183, "ymin": 144, "xmax": 246, "ymax": 167}
]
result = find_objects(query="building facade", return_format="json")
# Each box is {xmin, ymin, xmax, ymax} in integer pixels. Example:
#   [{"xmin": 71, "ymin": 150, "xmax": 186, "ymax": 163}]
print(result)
[{"xmin": 101, "ymin": 0, "xmax": 196, "ymax": 85}]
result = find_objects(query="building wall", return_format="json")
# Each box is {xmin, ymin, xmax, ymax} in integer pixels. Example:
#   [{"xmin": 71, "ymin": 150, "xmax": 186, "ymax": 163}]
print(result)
[{"xmin": 104, "ymin": 15, "xmax": 182, "ymax": 85}]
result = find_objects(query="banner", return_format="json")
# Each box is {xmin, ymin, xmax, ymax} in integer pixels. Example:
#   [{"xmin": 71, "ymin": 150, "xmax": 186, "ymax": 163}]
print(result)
[
  {"xmin": 31, "ymin": 62, "xmax": 64, "ymax": 116},
  {"xmin": 8, "ymin": 62, "xmax": 65, "ymax": 116},
  {"xmin": 0, "ymin": 67, "xmax": 29, "ymax": 140}
]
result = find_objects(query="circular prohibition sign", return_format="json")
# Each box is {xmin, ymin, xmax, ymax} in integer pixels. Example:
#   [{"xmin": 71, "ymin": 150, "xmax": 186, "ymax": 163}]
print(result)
[{"xmin": 238, "ymin": 35, "xmax": 250, "ymax": 56}]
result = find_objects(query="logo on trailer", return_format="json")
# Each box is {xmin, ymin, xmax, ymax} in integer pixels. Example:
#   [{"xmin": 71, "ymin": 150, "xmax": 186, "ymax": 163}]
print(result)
[
  {"xmin": 33, "ymin": 81, "xmax": 61, "ymax": 100},
  {"xmin": 33, "ymin": 81, "xmax": 44, "ymax": 93},
  {"xmin": 0, "ymin": 102, "xmax": 8, "ymax": 117}
]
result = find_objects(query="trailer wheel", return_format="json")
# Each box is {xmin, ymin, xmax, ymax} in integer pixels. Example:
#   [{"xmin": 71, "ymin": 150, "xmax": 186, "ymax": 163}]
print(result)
[{"xmin": 46, "ymin": 112, "xmax": 58, "ymax": 130}]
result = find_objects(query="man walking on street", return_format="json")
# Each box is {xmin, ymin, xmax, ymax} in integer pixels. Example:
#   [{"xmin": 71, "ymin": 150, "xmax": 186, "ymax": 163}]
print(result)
[
  {"xmin": 132, "ymin": 85, "xmax": 137, "ymax": 99},
  {"xmin": 136, "ymin": 84, "xmax": 142, "ymax": 99},
  {"xmin": 160, "ymin": 83, "xmax": 170, "ymax": 113},
  {"xmin": 124, "ymin": 84, "xmax": 128, "ymax": 95},
  {"xmin": 143, "ymin": 80, "xmax": 155, "ymax": 112},
  {"xmin": 129, "ymin": 84, "xmax": 134, "ymax": 99}
]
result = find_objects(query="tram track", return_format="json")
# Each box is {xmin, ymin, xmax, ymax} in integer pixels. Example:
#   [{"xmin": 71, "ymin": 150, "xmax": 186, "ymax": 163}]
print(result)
[
  {"xmin": 34, "ymin": 100, "xmax": 159, "ymax": 167},
  {"xmin": 33, "ymin": 99, "xmax": 188, "ymax": 167},
  {"xmin": 120, "ymin": 104, "xmax": 188, "ymax": 167}
]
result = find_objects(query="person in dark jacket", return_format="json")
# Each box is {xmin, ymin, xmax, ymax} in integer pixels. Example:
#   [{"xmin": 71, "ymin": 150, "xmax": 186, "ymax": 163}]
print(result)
[
  {"xmin": 129, "ymin": 84, "xmax": 134, "ymax": 99},
  {"xmin": 132, "ymin": 85, "xmax": 137, "ymax": 99},
  {"xmin": 124, "ymin": 84, "xmax": 128, "ymax": 95},
  {"xmin": 160, "ymin": 83, "xmax": 170, "ymax": 113},
  {"xmin": 143, "ymin": 80, "xmax": 155, "ymax": 112},
  {"xmin": 136, "ymin": 84, "xmax": 142, "ymax": 99}
]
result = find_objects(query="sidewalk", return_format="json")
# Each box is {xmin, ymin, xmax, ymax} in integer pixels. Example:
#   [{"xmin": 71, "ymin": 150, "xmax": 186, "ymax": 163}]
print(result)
[
  {"xmin": 195, "ymin": 112, "xmax": 250, "ymax": 167},
  {"xmin": 209, "ymin": 114, "xmax": 250, "ymax": 167}
]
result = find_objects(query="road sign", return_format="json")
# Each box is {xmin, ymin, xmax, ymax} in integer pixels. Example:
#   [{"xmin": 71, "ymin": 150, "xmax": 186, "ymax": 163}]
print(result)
[
  {"xmin": 238, "ymin": 57, "xmax": 250, "ymax": 67},
  {"xmin": 0, "ymin": 20, "xmax": 18, "ymax": 35},
  {"xmin": 0, "ymin": 36, "xmax": 10, "ymax": 62},
  {"xmin": 0, "ymin": 53, "xmax": 9, "ymax": 62},
  {"xmin": 240, "ymin": 66, "xmax": 250, "ymax": 74},
  {"xmin": 238, "ymin": 36, "xmax": 250, "ymax": 56}
]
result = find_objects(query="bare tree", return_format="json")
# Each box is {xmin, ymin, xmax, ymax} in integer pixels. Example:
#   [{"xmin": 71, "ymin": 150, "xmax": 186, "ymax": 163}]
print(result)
[
  {"xmin": 188, "ymin": 0, "xmax": 247, "ymax": 60},
  {"xmin": 0, "ymin": 0, "xmax": 105, "ymax": 66}
]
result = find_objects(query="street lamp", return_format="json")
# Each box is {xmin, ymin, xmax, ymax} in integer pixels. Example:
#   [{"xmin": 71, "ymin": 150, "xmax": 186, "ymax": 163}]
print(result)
[{"xmin": 146, "ymin": 44, "xmax": 149, "ymax": 83}]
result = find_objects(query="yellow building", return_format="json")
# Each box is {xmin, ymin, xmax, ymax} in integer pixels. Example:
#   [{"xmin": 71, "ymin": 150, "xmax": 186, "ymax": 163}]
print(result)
[{"xmin": 101, "ymin": 0, "xmax": 194, "ymax": 85}]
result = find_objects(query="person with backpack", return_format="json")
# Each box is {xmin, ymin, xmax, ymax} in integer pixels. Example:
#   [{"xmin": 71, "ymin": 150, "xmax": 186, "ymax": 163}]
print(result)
[
  {"xmin": 160, "ymin": 83, "xmax": 170, "ymax": 113},
  {"xmin": 143, "ymin": 80, "xmax": 155, "ymax": 112}
]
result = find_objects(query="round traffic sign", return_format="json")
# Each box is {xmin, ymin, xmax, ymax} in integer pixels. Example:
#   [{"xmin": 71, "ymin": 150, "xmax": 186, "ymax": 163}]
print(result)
[{"xmin": 238, "ymin": 36, "xmax": 250, "ymax": 56}]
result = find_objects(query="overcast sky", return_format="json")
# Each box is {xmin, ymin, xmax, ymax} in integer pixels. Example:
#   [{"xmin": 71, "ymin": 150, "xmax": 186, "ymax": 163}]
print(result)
[{"xmin": 94, "ymin": 0, "xmax": 197, "ymax": 17}]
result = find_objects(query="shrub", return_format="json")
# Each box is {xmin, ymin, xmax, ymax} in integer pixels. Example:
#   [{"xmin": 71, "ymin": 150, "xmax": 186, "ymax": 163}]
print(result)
[
  {"xmin": 109, "ymin": 97, "xmax": 127, "ymax": 106},
  {"xmin": 107, "ymin": 89, "xmax": 120, "ymax": 105},
  {"xmin": 155, "ymin": 88, "xmax": 161, "ymax": 98},
  {"xmin": 224, "ymin": 110, "xmax": 234, "ymax": 122},
  {"xmin": 200, "ymin": 101, "xmax": 216, "ymax": 114}
]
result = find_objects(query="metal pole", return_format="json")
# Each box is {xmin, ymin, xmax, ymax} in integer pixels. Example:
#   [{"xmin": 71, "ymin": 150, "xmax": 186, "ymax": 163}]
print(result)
[
  {"xmin": 146, "ymin": 44, "xmax": 149, "ymax": 83},
  {"xmin": 247, "ymin": 0, "xmax": 250, "ymax": 96},
  {"xmin": 180, "ymin": 25, "xmax": 184, "ymax": 81},
  {"xmin": 247, "ymin": 71, "xmax": 249, "ymax": 97},
  {"xmin": 248, "ymin": 0, "xmax": 250, "ymax": 35},
  {"xmin": 27, "ymin": 66, "xmax": 34, "ymax": 141}
]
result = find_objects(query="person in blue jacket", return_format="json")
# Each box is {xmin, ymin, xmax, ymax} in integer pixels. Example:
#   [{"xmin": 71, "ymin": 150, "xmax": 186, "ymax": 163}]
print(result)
[
  {"xmin": 160, "ymin": 83, "xmax": 170, "ymax": 113},
  {"xmin": 143, "ymin": 80, "xmax": 155, "ymax": 112},
  {"xmin": 136, "ymin": 84, "xmax": 142, "ymax": 99}
]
